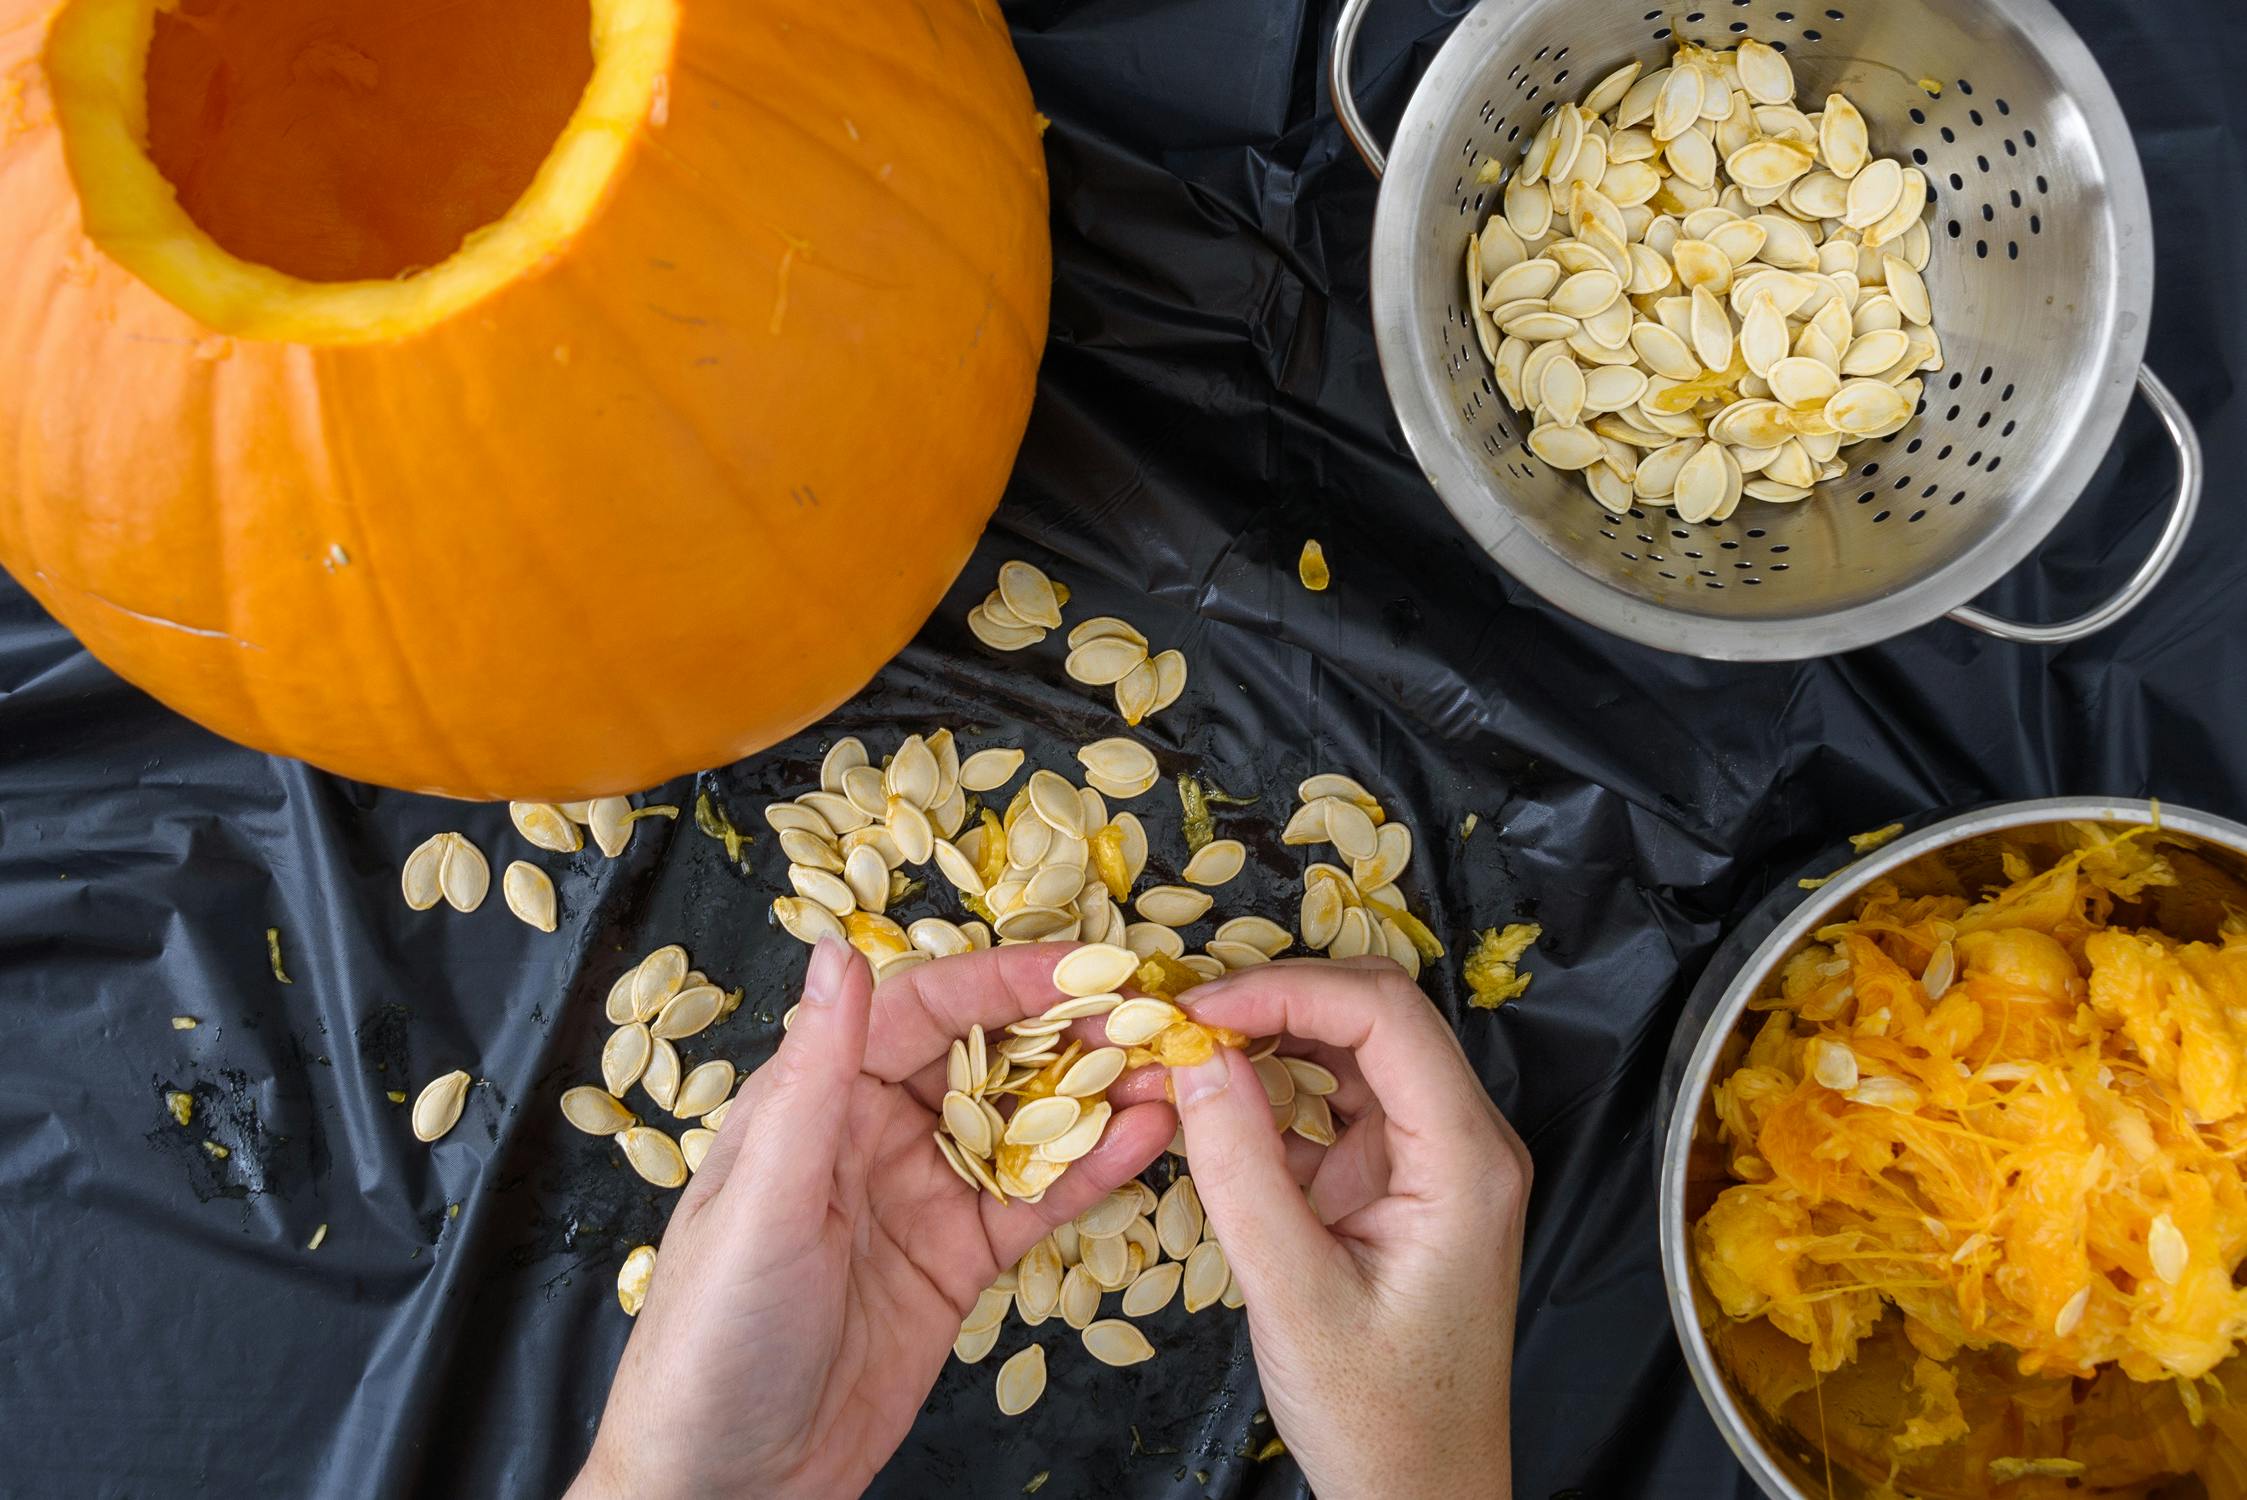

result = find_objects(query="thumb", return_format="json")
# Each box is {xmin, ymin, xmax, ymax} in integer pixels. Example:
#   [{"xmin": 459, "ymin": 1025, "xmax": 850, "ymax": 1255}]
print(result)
[
  {"xmin": 721, "ymin": 937, "xmax": 871, "ymax": 1222},
  {"xmin": 1171, "ymin": 1047, "xmax": 1333, "ymax": 1303}
]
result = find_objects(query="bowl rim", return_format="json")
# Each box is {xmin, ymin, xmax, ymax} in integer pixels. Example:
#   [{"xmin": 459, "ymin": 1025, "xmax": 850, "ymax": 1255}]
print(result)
[
  {"xmin": 1655, "ymin": 795, "xmax": 2247, "ymax": 1498},
  {"xmin": 1365, "ymin": 0, "xmax": 2153, "ymax": 661}
]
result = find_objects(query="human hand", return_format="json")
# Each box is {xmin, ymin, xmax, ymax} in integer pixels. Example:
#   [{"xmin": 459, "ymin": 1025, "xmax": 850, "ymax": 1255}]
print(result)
[
  {"xmin": 1160, "ymin": 957, "xmax": 1531, "ymax": 1499},
  {"xmin": 567, "ymin": 938, "xmax": 1177, "ymax": 1500}
]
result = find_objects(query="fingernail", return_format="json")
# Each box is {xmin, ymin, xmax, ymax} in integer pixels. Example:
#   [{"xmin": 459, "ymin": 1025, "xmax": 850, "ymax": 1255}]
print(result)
[
  {"xmin": 803, "ymin": 937, "xmax": 851, "ymax": 1007},
  {"xmin": 1173, "ymin": 1053, "xmax": 1231, "ymax": 1107}
]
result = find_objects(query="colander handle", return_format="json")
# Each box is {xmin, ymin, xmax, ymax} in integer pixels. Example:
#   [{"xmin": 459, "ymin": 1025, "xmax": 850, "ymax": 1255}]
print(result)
[
  {"xmin": 1947, "ymin": 367, "xmax": 2203, "ymax": 647},
  {"xmin": 1330, "ymin": 0, "xmax": 1389, "ymax": 176}
]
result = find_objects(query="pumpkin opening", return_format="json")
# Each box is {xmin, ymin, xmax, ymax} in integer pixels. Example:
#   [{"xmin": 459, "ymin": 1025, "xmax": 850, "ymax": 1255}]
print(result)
[
  {"xmin": 142, "ymin": 0, "xmax": 595, "ymax": 285},
  {"xmin": 43, "ymin": 0, "xmax": 678, "ymax": 342}
]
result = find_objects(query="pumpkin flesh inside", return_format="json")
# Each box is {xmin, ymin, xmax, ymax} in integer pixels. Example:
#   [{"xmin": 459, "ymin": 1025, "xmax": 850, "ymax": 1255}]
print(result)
[
  {"xmin": 143, "ymin": 0, "xmax": 595, "ymax": 284},
  {"xmin": 44, "ymin": 0, "xmax": 675, "ymax": 341}
]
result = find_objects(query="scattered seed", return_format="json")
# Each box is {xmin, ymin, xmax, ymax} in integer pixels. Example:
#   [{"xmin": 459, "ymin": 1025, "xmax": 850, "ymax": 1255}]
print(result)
[
  {"xmin": 642, "ymin": 1038, "xmax": 682, "ymax": 1112},
  {"xmin": 562, "ymin": 1086, "xmax": 636, "ymax": 1136},
  {"xmin": 995, "ymin": 1343, "xmax": 1048, "ymax": 1415},
  {"xmin": 502, "ymin": 861, "xmax": 558, "ymax": 932},
  {"xmin": 651, "ymin": 984, "xmax": 724, "ymax": 1043},
  {"xmin": 510, "ymin": 801, "xmax": 583, "ymax": 853},
  {"xmin": 412, "ymin": 1070, "xmax": 471, "ymax": 1142},
  {"xmin": 1298, "ymin": 541, "xmax": 1330, "ymax": 591},
  {"xmin": 401, "ymin": 835, "xmax": 446, "ymax": 910},
  {"xmin": 617, "ymin": 1245, "xmax": 656, "ymax": 1315},
  {"xmin": 1136, "ymin": 886, "xmax": 1213, "ymax": 928},
  {"xmin": 1083, "ymin": 1320, "xmax": 1156, "ymax": 1367},
  {"xmin": 423, "ymin": 833, "xmax": 486, "ymax": 912},
  {"xmin": 619, "ymin": 1125, "xmax": 689, "ymax": 1188},
  {"xmin": 580, "ymin": 796, "xmax": 631, "ymax": 858}
]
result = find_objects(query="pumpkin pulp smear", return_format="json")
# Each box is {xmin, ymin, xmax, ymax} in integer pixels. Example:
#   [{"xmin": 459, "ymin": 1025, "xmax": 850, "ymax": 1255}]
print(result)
[{"xmin": 42, "ymin": 0, "xmax": 679, "ymax": 343}]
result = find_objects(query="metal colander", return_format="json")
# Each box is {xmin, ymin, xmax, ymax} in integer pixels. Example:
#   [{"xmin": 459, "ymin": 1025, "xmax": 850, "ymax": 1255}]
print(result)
[{"xmin": 1332, "ymin": 0, "xmax": 2203, "ymax": 660}]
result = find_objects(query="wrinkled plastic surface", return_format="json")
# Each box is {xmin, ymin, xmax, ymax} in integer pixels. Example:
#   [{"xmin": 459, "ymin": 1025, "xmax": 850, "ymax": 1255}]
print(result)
[{"xmin": 0, "ymin": 1, "xmax": 2241, "ymax": 1495}]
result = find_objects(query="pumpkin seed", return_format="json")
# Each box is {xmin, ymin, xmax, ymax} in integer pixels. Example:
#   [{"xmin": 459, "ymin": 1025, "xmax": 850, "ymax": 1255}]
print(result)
[
  {"xmin": 616, "ymin": 1244, "xmax": 657, "ymax": 1316},
  {"xmin": 602, "ymin": 1023, "xmax": 652, "ymax": 1095},
  {"xmin": 773, "ymin": 895, "xmax": 847, "ymax": 946},
  {"xmin": 1291, "ymin": 1091, "xmax": 1338, "ymax": 1146},
  {"xmin": 673, "ymin": 1059, "xmax": 736, "ymax": 1119},
  {"xmin": 1182, "ymin": 1241, "xmax": 1229, "ymax": 1314},
  {"xmin": 1083, "ymin": 1320, "xmax": 1156, "ymax": 1368},
  {"xmin": 1037, "ymin": 1100, "xmax": 1112, "ymax": 1164},
  {"xmin": 886, "ymin": 734, "xmax": 939, "ymax": 809},
  {"xmin": 502, "ymin": 861, "xmax": 557, "ymax": 932},
  {"xmin": 995, "ymin": 1343, "xmax": 1047, "ymax": 1415},
  {"xmin": 1107, "ymin": 659, "xmax": 1156, "ymax": 726},
  {"xmin": 816, "ymin": 736, "xmax": 866, "ymax": 795},
  {"xmin": 1005, "ymin": 1095, "xmax": 1084, "ymax": 1148},
  {"xmin": 1734, "ymin": 38, "xmax": 1792, "ymax": 105},
  {"xmin": 620, "ymin": 1125, "xmax": 688, "ymax": 1189},
  {"xmin": 1135, "ymin": 885, "xmax": 1214, "ymax": 928},
  {"xmin": 1156, "ymin": 1177, "xmax": 1205, "ymax": 1260},
  {"xmin": 998, "ymin": 561, "xmax": 1064, "ymax": 630},
  {"xmin": 562, "ymin": 1085, "xmax": 636, "ymax": 1136},
  {"xmin": 968, "ymin": 605, "xmax": 1044, "ymax": 651},
  {"xmin": 1053, "ymin": 943, "xmax": 1139, "ymax": 998},
  {"xmin": 1065, "ymin": 636, "xmax": 1148, "ymax": 687},
  {"xmin": 510, "ymin": 801, "xmax": 582, "ymax": 853},
  {"xmin": 435, "ymin": 834, "xmax": 489, "ymax": 913},
  {"xmin": 677, "ymin": 1127, "xmax": 714, "ymax": 1174},
  {"xmin": 586, "ymin": 797, "xmax": 634, "ymax": 858},
  {"xmin": 1306, "ymin": 796, "xmax": 1369, "ymax": 861},
  {"xmin": 412, "ymin": 1070, "xmax": 471, "ymax": 1142},
  {"xmin": 401, "ymin": 836, "xmax": 447, "ymax": 909},
  {"xmin": 954, "ymin": 749, "xmax": 1023, "ymax": 796},
  {"xmin": 1077, "ymin": 738, "xmax": 1158, "ymax": 788},
  {"xmin": 886, "ymin": 797, "xmax": 935, "ymax": 866},
  {"xmin": 1027, "ymin": 770, "xmax": 1087, "ymax": 838},
  {"xmin": 1122, "ymin": 1260, "xmax": 1184, "ymax": 1318},
  {"xmin": 1202, "ymin": 940, "xmax": 1263, "ymax": 970},
  {"xmin": 1104, "ymin": 998, "xmax": 1187, "ymax": 1047},
  {"xmin": 1210, "ymin": 915, "xmax": 1289, "ymax": 958},
  {"xmin": 943, "ymin": 1090, "xmax": 995, "ymax": 1158},
  {"xmin": 1181, "ymin": 838, "xmax": 1246, "ymax": 887},
  {"xmin": 641, "ymin": 1037, "xmax": 682, "ymax": 1111},
  {"xmin": 1843, "ymin": 157, "xmax": 1903, "ymax": 230}
]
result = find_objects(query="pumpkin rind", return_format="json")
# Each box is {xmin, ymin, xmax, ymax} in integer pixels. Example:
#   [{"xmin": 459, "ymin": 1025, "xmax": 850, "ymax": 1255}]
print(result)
[{"xmin": 0, "ymin": 0, "xmax": 1050, "ymax": 798}]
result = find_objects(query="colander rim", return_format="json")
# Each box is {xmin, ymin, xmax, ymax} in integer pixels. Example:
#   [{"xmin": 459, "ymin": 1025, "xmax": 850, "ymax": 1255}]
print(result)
[{"xmin": 1367, "ymin": 0, "xmax": 2154, "ymax": 660}]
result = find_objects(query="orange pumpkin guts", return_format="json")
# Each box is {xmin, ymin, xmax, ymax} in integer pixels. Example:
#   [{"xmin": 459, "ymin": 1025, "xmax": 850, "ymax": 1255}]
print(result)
[{"xmin": 0, "ymin": 0, "xmax": 1050, "ymax": 798}]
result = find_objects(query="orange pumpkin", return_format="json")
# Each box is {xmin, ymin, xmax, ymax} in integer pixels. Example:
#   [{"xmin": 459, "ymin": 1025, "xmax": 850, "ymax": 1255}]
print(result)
[{"xmin": 0, "ymin": 0, "xmax": 1049, "ymax": 799}]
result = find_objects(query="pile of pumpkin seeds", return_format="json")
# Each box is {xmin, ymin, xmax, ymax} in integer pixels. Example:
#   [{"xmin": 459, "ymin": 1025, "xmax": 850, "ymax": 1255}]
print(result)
[
  {"xmin": 969, "ymin": 1172, "xmax": 1241, "ymax": 1416},
  {"xmin": 1467, "ymin": 38, "xmax": 1942, "ymax": 519},
  {"xmin": 563, "ymin": 942, "xmax": 743, "ymax": 1186},
  {"xmin": 1062, "ymin": 615, "xmax": 1188, "ymax": 727}
]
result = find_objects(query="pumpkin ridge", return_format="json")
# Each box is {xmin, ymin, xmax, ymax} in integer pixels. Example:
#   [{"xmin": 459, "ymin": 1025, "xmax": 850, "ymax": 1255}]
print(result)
[
  {"xmin": 676, "ymin": 13, "xmax": 1047, "ymax": 187},
  {"xmin": 646, "ymin": 77, "xmax": 1047, "ymax": 356}
]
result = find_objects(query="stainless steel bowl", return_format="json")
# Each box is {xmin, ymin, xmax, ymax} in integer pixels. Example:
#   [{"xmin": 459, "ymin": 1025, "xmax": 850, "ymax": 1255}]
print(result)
[
  {"xmin": 1329, "ymin": 0, "xmax": 2203, "ymax": 659},
  {"xmin": 1655, "ymin": 797, "xmax": 2247, "ymax": 1498}
]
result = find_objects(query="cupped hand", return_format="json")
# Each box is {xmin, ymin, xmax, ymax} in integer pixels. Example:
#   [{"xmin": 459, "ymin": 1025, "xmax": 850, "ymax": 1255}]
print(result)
[
  {"xmin": 1158, "ymin": 956, "xmax": 1532, "ymax": 1500},
  {"xmin": 568, "ymin": 938, "xmax": 1177, "ymax": 1500}
]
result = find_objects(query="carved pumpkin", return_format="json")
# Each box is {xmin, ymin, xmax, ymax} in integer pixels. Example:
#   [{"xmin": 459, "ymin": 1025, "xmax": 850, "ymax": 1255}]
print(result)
[{"xmin": 0, "ymin": 0, "xmax": 1049, "ymax": 798}]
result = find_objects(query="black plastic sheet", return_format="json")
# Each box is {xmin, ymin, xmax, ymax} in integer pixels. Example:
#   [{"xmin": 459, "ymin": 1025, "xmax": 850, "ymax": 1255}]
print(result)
[{"xmin": 2, "ymin": 1, "xmax": 2242, "ymax": 1495}]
